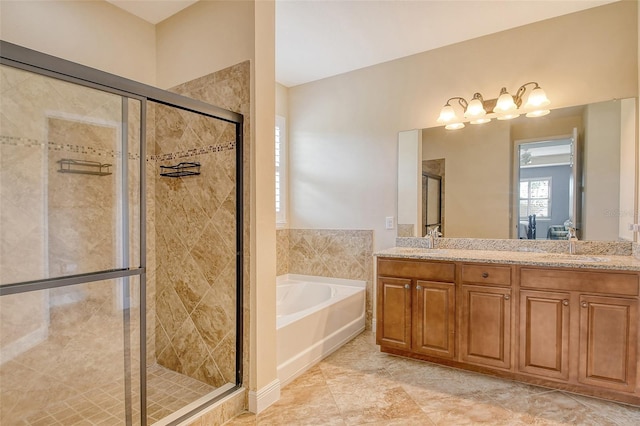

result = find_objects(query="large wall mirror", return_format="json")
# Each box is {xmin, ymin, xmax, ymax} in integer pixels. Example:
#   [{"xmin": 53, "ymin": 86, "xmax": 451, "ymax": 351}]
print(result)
[{"xmin": 398, "ymin": 97, "xmax": 637, "ymax": 242}]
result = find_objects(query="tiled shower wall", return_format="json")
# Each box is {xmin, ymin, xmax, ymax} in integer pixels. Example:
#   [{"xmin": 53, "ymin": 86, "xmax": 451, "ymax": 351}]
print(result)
[
  {"xmin": 276, "ymin": 229, "xmax": 374, "ymax": 329},
  {"xmin": 151, "ymin": 62, "xmax": 250, "ymax": 388}
]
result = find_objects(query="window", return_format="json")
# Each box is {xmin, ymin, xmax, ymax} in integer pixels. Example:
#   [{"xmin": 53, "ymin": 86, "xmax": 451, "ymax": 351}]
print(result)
[
  {"xmin": 520, "ymin": 177, "xmax": 551, "ymax": 219},
  {"xmin": 275, "ymin": 115, "xmax": 287, "ymax": 225}
]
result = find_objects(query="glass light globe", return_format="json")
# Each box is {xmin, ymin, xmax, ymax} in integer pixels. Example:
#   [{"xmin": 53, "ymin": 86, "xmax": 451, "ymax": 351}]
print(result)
[
  {"xmin": 464, "ymin": 98, "xmax": 486, "ymax": 118},
  {"xmin": 437, "ymin": 104, "xmax": 456, "ymax": 123},
  {"xmin": 494, "ymin": 92, "xmax": 517, "ymax": 113},
  {"xmin": 471, "ymin": 118, "xmax": 491, "ymax": 125},
  {"xmin": 524, "ymin": 87, "xmax": 550, "ymax": 108}
]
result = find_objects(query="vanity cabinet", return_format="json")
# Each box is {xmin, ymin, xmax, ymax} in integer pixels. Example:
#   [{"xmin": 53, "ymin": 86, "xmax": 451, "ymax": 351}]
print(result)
[
  {"xmin": 518, "ymin": 289, "xmax": 571, "ymax": 380},
  {"xmin": 519, "ymin": 268, "xmax": 639, "ymax": 392},
  {"xmin": 376, "ymin": 276, "xmax": 412, "ymax": 350},
  {"xmin": 376, "ymin": 256, "xmax": 640, "ymax": 406},
  {"xmin": 413, "ymin": 280, "xmax": 455, "ymax": 358},
  {"xmin": 460, "ymin": 284, "xmax": 512, "ymax": 369},
  {"xmin": 376, "ymin": 258, "xmax": 456, "ymax": 359},
  {"xmin": 459, "ymin": 264, "xmax": 513, "ymax": 369},
  {"xmin": 578, "ymin": 294, "xmax": 637, "ymax": 392}
]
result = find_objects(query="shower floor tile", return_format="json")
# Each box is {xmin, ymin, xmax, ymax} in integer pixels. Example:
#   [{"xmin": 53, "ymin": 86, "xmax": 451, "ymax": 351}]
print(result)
[{"xmin": 1, "ymin": 363, "xmax": 215, "ymax": 425}]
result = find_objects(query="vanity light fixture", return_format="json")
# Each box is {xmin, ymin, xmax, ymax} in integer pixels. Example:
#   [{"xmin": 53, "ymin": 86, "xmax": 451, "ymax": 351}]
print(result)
[{"xmin": 437, "ymin": 81, "xmax": 550, "ymax": 129}]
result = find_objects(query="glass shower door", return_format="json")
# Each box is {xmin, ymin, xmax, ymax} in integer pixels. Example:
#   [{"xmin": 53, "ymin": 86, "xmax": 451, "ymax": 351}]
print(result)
[{"xmin": 0, "ymin": 64, "xmax": 144, "ymax": 425}]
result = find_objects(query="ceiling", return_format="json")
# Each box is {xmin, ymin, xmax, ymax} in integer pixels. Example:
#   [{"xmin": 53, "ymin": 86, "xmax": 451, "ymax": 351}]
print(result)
[
  {"xmin": 105, "ymin": 0, "xmax": 198, "ymax": 24},
  {"xmin": 106, "ymin": 0, "xmax": 618, "ymax": 87}
]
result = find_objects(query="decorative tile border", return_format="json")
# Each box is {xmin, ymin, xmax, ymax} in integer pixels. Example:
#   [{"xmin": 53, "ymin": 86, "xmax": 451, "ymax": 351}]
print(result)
[
  {"xmin": 149, "ymin": 140, "xmax": 236, "ymax": 163},
  {"xmin": 0, "ymin": 136, "xmax": 140, "ymax": 160},
  {"xmin": 0, "ymin": 135, "xmax": 236, "ymax": 162}
]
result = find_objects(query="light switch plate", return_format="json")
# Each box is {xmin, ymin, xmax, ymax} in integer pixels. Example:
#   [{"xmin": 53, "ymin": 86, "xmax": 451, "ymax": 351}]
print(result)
[
  {"xmin": 385, "ymin": 216, "xmax": 394, "ymax": 230},
  {"xmin": 629, "ymin": 224, "xmax": 640, "ymax": 232}
]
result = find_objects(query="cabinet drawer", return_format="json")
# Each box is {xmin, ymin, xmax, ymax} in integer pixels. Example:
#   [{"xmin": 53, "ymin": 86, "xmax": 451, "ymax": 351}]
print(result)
[
  {"xmin": 462, "ymin": 264, "xmax": 512, "ymax": 286},
  {"xmin": 378, "ymin": 258, "xmax": 455, "ymax": 282},
  {"xmin": 520, "ymin": 268, "xmax": 639, "ymax": 296}
]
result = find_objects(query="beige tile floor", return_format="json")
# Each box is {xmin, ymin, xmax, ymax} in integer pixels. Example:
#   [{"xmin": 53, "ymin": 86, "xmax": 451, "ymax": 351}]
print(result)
[{"xmin": 226, "ymin": 331, "xmax": 640, "ymax": 425}]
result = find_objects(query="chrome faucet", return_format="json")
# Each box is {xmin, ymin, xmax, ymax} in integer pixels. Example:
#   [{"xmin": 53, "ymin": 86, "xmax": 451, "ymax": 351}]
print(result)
[
  {"xmin": 567, "ymin": 227, "xmax": 578, "ymax": 254},
  {"xmin": 424, "ymin": 226, "xmax": 442, "ymax": 249}
]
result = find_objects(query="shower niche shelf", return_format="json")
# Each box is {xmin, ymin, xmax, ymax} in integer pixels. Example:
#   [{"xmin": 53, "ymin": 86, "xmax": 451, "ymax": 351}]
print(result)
[
  {"xmin": 58, "ymin": 159, "xmax": 112, "ymax": 176},
  {"xmin": 160, "ymin": 162, "xmax": 201, "ymax": 178}
]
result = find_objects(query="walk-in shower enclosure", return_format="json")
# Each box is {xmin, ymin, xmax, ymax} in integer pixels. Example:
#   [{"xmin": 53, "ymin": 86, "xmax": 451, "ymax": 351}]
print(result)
[{"xmin": 0, "ymin": 41, "xmax": 244, "ymax": 425}]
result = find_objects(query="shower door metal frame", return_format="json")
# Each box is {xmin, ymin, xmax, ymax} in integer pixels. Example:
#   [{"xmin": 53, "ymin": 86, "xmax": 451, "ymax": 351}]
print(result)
[{"xmin": 0, "ymin": 41, "xmax": 245, "ymax": 426}]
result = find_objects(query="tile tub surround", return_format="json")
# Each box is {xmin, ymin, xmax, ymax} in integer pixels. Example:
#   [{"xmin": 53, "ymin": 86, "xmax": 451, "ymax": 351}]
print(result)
[
  {"xmin": 276, "ymin": 229, "xmax": 374, "ymax": 329},
  {"xmin": 225, "ymin": 331, "xmax": 640, "ymax": 425}
]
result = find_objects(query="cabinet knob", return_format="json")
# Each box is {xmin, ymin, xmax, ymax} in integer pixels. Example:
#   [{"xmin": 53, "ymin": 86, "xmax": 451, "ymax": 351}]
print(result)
[
  {"xmin": 581, "ymin": 301, "xmax": 588, "ymax": 308},
  {"xmin": 482, "ymin": 272, "xmax": 489, "ymax": 278},
  {"xmin": 504, "ymin": 294, "xmax": 510, "ymax": 300},
  {"xmin": 416, "ymin": 285, "xmax": 423, "ymax": 290},
  {"xmin": 404, "ymin": 284, "xmax": 410, "ymax": 290},
  {"xmin": 563, "ymin": 299, "xmax": 569, "ymax": 306}
]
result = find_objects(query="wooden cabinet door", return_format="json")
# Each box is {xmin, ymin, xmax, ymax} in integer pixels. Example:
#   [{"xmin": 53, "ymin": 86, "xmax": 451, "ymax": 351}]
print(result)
[
  {"xmin": 460, "ymin": 285, "xmax": 511, "ymax": 369},
  {"xmin": 518, "ymin": 290, "xmax": 570, "ymax": 380},
  {"xmin": 578, "ymin": 295, "xmax": 638, "ymax": 392},
  {"xmin": 412, "ymin": 280, "xmax": 455, "ymax": 358},
  {"xmin": 376, "ymin": 276, "xmax": 412, "ymax": 350}
]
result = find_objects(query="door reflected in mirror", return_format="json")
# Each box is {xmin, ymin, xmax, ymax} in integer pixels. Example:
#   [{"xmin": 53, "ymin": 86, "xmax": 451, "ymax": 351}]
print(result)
[{"xmin": 516, "ymin": 136, "xmax": 577, "ymax": 240}]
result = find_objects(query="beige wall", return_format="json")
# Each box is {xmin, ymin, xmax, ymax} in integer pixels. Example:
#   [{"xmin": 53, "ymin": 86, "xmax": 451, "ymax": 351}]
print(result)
[
  {"xmin": 0, "ymin": 0, "xmax": 156, "ymax": 85},
  {"xmin": 288, "ymin": 1, "xmax": 638, "ymax": 251},
  {"xmin": 156, "ymin": 0, "xmax": 254, "ymax": 89},
  {"xmin": 251, "ymin": 0, "xmax": 277, "ymax": 398}
]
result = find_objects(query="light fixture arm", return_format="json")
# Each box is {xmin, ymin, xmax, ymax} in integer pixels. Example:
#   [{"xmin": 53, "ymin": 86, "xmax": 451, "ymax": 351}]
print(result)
[
  {"xmin": 514, "ymin": 81, "xmax": 540, "ymax": 105},
  {"xmin": 445, "ymin": 96, "xmax": 468, "ymax": 110},
  {"xmin": 471, "ymin": 92, "xmax": 484, "ymax": 102}
]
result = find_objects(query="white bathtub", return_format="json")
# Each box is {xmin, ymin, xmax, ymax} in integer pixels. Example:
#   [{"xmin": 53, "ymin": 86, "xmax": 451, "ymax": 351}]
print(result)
[{"xmin": 276, "ymin": 274, "xmax": 366, "ymax": 386}]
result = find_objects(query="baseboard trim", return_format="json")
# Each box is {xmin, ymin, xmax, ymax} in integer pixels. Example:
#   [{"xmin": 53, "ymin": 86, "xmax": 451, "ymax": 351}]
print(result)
[{"xmin": 248, "ymin": 378, "xmax": 281, "ymax": 414}]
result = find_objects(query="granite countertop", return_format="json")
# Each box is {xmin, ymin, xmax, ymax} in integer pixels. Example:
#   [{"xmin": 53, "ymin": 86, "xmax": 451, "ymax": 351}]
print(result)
[{"xmin": 375, "ymin": 246, "xmax": 640, "ymax": 272}]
